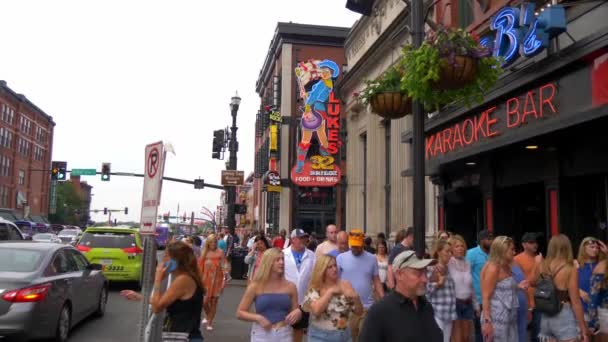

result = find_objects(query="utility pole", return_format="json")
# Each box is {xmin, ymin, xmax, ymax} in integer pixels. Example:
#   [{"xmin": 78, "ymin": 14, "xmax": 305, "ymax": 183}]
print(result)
[{"xmin": 225, "ymin": 92, "xmax": 241, "ymax": 235}]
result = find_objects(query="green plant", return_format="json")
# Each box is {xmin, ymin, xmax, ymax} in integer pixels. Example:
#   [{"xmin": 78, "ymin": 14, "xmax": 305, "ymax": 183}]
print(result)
[
  {"xmin": 400, "ymin": 27, "xmax": 502, "ymax": 111},
  {"xmin": 358, "ymin": 64, "xmax": 406, "ymax": 105}
]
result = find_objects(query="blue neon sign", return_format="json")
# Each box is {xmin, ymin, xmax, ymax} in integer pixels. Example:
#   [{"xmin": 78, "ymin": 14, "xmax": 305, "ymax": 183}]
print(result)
[{"xmin": 488, "ymin": 3, "xmax": 567, "ymax": 66}]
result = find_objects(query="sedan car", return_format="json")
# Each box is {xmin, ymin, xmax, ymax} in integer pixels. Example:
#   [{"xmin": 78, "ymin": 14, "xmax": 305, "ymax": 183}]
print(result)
[
  {"xmin": 0, "ymin": 242, "xmax": 108, "ymax": 341},
  {"xmin": 57, "ymin": 229, "xmax": 81, "ymax": 245},
  {"xmin": 32, "ymin": 233, "xmax": 62, "ymax": 244}
]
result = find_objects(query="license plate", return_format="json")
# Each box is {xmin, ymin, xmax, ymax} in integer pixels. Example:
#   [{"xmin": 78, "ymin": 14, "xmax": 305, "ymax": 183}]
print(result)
[{"xmin": 99, "ymin": 259, "xmax": 113, "ymax": 265}]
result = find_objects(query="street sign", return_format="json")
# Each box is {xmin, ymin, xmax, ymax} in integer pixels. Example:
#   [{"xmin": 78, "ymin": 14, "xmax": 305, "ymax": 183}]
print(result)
[
  {"xmin": 140, "ymin": 141, "xmax": 165, "ymax": 234},
  {"xmin": 71, "ymin": 168, "xmax": 96, "ymax": 176},
  {"xmin": 221, "ymin": 170, "xmax": 244, "ymax": 186}
]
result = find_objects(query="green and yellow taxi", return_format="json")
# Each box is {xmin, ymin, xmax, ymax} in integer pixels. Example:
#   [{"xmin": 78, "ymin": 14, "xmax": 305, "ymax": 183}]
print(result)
[{"xmin": 76, "ymin": 226, "xmax": 143, "ymax": 286}]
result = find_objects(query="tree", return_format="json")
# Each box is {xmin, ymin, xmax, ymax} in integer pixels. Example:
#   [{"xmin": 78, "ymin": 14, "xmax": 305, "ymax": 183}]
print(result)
[{"xmin": 49, "ymin": 182, "xmax": 87, "ymax": 226}]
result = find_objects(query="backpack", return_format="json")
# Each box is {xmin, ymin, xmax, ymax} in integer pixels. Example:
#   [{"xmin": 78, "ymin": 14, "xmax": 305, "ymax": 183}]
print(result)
[{"xmin": 534, "ymin": 263, "xmax": 567, "ymax": 316}]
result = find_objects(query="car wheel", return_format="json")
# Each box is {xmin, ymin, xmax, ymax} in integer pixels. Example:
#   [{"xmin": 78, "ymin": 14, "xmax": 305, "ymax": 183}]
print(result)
[
  {"xmin": 54, "ymin": 304, "xmax": 71, "ymax": 342},
  {"xmin": 94, "ymin": 286, "xmax": 108, "ymax": 317}
]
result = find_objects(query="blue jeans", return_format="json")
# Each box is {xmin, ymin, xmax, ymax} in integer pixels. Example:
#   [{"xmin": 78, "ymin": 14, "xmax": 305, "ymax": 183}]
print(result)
[{"xmin": 308, "ymin": 325, "xmax": 352, "ymax": 342}]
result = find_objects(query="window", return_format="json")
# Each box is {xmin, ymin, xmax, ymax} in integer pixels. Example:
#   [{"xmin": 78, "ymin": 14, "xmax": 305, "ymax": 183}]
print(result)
[
  {"xmin": 19, "ymin": 115, "xmax": 31, "ymax": 135},
  {"xmin": 79, "ymin": 231, "xmax": 137, "ymax": 249},
  {"xmin": 33, "ymin": 146, "xmax": 44, "ymax": 161},
  {"xmin": 35, "ymin": 127, "xmax": 47, "ymax": 144},
  {"xmin": 0, "ymin": 128, "xmax": 12, "ymax": 149},
  {"xmin": 0, "ymin": 155, "xmax": 11, "ymax": 177},
  {"xmin": 0, "ymin": 186, "xmax": 8, "ymax": 207},
  {"xmin": 458, "ymin": 0, "xmax": 474, "ymax": 29},
  {"xmin": 0, "ymin": 248, "xmax": 43, "ymax": 272},
  {"xmin": 48, "ymin": 251, "xmax": 77, "ymax": 275},
  {"xmin": 18, "ymin": 138, "xmax": 30, "ymax": 157},
  {"xmin": 67, "ymin": 250, "xmax": 89, "ymax": 271},
  {"xmin": 18, "ymin": 169, "xmax": 25, "ymax": 185},
  {"xmin": 1, "ymin": 104, "xmax": 14, "ymax": 125}
]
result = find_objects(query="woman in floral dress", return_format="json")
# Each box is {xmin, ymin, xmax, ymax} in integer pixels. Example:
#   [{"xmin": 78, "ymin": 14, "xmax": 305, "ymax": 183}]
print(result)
[
  {"xmin": 589, "ymin": 240, "xmax": 608, "ymax": 340},
  {"xmin": 198, "ymin": 234, "xmax": 228, "ymax": 331},
  {"xmin": 302, "ymin": 254, "xmax": 363, "ymax": 342}
]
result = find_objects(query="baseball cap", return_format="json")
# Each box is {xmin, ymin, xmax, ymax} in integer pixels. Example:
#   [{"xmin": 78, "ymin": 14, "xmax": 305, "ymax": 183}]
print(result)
[
  {"xmin": 521, "ymin": 232, "xmax": 540, "ymax": 243},
  {"xmin": 478, "ymin": 230, "xmax": 494, "ymax": 241},
  {"xmin": 348, "ymin": 229, "xmax": 365, "ymax": 247},
  {"xmin": 392, "ymin": 250, "xmax": 436, "ymax": 270},
  {"xmin": 290, "ymin": 229, "xmax": 309, "ymax": 239}
]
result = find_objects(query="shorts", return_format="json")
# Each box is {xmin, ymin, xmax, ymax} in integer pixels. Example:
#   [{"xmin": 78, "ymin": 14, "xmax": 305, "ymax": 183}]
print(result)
[
  {"xmin": 292, "ymin": 309, "xmax": 310, "ymax": 330},
  {"xmin": 456, "ymin": 299, "xmax": 475, "ymax": 320},
  {"xmin": 251, "ymin": 323, "xmax": 292, "ymax": 342},
  {"xmin": 539, "ymin": 304, "xmax": 580, "ymax": 341},
  {"xmin": 599, "ymin": 308, "xmax": 608, "ymax": 334},
  {"xmin": 308, "ymin": 325, "xmax": 351, "ymax": 342}
]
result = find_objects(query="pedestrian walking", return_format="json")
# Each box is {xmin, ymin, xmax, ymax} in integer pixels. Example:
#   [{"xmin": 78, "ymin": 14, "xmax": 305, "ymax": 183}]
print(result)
[
  {"xmin": 386, "ymin": 227, "xmax": 414, "ymax": 291},
  {"xmin": 376, "ymin": 240, "xmax": 389, "ymax": 293},
  {"xmin": 363, "ymin": 237, "xmax": 376, "ymax": 254},
  {"xmin": 151, "ymin": 241, "xmax": 205, "ymax": 342},
  {"xmin": 513, "ymin": 232, "xmax": 542, "ymax": 341},
  {"xmin": 588, "ymin": 240, "xmax": 608, "ymax": 339},
  {"xmin": 245, "ymin": 234, "xmax": 270, "ymax": 283},
  {"xmin": 536, "ymin": 234, "xmax": 589, "ymax": 342},
  {"xmin": 327, "ymin": 231, "xmax": 349, "ymax": 257},
  {"xmin": 198, "ymin": 234, "xmax": 228, "ymax": 331},
  {"xmin": 359, "ymin": 250, "xmax": 443, "ymax": 342},
  {"xmin": 426, "ymin": 239, "xmax": 457, "ymax": 342},
  {"xmin": 283, "ymin": 228, "xmax": 316, "ymax": 342},
  {"xmin": 512, "ymin": 261, "xmax": 529, "ymax": 342},
  {"xmin": 576, "ymin": 237, "xmax": 606, "ymax": 328},
  {"xmin": 336, "ymin": 229, "xmax": 384, "ymax": 341},
  {"xmin": 302, "ymin": 254, "xmax": 363, "ymax": 341},
  {"xmin": 480, "ymin": 236, "xmax": 527, "ymax": 342},
  {"xmin": 316, "ymin": 224, "xmax": 339, "ymax": 258},
  {"xmin": 272, "ymin": 229, "xmax": 287, "ymax": 249},
  {"xmin": 236, "ymin": 248, "xmax": 302, "ymax": 342},
  {"xmin": 448, "ymin": 234, "xmax": 477, "ymax": 342},
  {"xmin": 467, "ymin": 229, "xmax": 494, "ymax": 342}
]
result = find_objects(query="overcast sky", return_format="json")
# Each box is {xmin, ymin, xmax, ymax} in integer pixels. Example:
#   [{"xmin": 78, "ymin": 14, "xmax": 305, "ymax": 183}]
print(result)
[{"xmin": 0, "ymin": 1, "xmax": 359, "ymax": 223}]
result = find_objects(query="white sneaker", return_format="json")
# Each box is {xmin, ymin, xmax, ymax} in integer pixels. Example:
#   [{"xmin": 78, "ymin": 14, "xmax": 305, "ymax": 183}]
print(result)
[{"xmin": 202, "ymin": 318, "xmax": 208, "ymax": 325}]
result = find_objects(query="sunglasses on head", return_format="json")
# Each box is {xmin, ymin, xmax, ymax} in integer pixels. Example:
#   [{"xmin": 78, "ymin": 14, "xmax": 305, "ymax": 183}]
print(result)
[{"xmin": 585, "ymin": 239, "xmax": 598, "ymax": 246}]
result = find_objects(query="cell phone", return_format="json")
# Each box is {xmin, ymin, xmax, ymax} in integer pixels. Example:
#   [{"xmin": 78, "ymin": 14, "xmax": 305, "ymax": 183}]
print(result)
[{"xmin": 163, "ymin": 259, "xmax": 177, "ymax": 273}]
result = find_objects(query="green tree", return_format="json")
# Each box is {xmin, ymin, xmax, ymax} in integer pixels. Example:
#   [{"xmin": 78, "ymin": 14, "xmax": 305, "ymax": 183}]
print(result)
[{"xmin": 49, "ymin": 182, "xmax": 87, "ymax": 226}]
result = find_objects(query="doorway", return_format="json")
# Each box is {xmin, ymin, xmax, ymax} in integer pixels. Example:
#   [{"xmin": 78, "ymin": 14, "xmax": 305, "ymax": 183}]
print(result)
[
  {"xmin": 295, "ymin": 211, "xmax": 335, "ymax": 238},
  {"xmin": 444, "ymin": 187, "xmax": 483, "ymax": 248}
]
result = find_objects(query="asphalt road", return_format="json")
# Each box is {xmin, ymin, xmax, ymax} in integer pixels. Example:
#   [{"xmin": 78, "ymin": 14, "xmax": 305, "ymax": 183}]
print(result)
[{"xmin": 60, "ymin": 251, "xmax": 251, "ymax": 342}]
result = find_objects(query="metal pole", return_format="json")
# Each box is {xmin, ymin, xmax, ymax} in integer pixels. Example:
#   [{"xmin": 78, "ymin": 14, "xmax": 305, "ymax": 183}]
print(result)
[
  {"xmin": 138, "ymin": 235, "xmax": 162, "ymax": 341},
  {"xmin": 411, "ymin": 0, "xmax": 427, "ymax": 258},
  {"xmin": 226, "ymin": 102, "xmax": 239, "ymax": 235}
]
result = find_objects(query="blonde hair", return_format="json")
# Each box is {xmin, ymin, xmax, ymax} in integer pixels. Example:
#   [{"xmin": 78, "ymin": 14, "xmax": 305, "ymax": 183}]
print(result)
[
  {"xmin": 543, "ymin": 234, "xmax": 574, "ymax": 274},
  {"xmin": 577, "ymin": 236, "xmax": 607, "ymax": 265},
  {"xmin": 448, "ymin": 234, "xmax": 467, "ymax": 251},
  {"xmin": 252, "ymin": 248, "xmax": 283, "ymax": 286},
  {"xmin": 308, "ymin": 254, "xmax": 336, "ymax": 292},
  {"xmin": 200, "ymin": 234, "xmax": 217, "ymax": 262},
  {"xmin": 488, "ymin": 236, "xmax": 514, "ymax": 266},
  {"xmin": 431, "ymin": 239, "xmax": 451, "ymax": 259}
]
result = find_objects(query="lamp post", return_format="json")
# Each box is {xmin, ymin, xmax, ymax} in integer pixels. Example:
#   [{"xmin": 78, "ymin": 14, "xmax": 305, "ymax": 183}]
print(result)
[{"xmin": 225, "ymin": 92, "xmax": 241, "ymax": 235}]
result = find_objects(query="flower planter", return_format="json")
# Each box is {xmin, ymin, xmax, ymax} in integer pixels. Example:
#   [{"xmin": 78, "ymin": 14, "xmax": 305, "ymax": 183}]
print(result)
[
  {"xmin": 433, "ymin": 56, "xmax": 478, "ymax": 90},
  {"xmin": 370, "ymin": 92, "xmax": 412, "ymax": 119}
]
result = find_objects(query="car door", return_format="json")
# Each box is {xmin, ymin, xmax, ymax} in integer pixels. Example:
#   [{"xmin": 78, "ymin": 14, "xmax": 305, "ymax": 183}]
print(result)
[
  {"xmin": 66, "ymin": 249, "xmax": 98, "ymax": 312},
  {"xmin": 52, "ymin": 250, "xmax": 88, "ymax": 322}
]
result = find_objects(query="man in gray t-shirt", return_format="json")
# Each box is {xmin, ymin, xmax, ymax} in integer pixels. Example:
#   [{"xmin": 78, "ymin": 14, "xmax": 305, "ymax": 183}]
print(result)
[{"xmin": 337, "ymin": 229, "xmax": 384, "ymax": 341}]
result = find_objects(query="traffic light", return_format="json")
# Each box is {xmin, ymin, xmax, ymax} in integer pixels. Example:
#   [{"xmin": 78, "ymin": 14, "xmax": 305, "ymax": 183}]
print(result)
[
  {"xmin": 212, "ymin": 129, "xmax": 225, "ymax": 159},
  {"xmin": 162, "ymin": 213, "xmax": 169, "ymax": 221},
  {"xmin": 124, "ymin": 207, "xmax": 128, "ymax": 215},
  {"xmin": 101, "ymin": 163, "xmax": 111, "ymax": 181},
  {"xmin": 51, "ymin": 161, "xmax": 67, "ymax": 181},
  {"xmin": 103, "ymin": 207, "xmax": 108, "ymax": 215}
]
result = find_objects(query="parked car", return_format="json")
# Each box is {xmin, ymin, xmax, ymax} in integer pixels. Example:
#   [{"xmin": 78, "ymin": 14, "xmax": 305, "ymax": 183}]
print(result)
[
  {"xmin": 77, "ymin": 227, "xmax": 143, "ymax": 287},
  {"xmin": 0, "ymin": 218, "xmax": 25, "ymax": 241},
  {"xmin": 13, "ymin": 221, "xmax": 47, "ymax": 240},
  {"xmin": 32, "ymin": 233, "xmax": 62, "ymax": 244},
  {"xmin": 0, "ymin": 242, "xmax": 108, "ymax": 341},
  {"xmin": 57, "ymin": 229, "xmax": 81, "ymax": 245},
  {"xmin": 50, "ymin": 224, "xmax": 66, "ymax": 235}
]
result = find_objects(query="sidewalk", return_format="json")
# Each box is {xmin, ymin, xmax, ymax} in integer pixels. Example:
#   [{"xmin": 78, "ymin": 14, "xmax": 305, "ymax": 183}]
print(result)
[{"xmin": 202, "ymin": 280, "xmax": 250, "ymax": 341}]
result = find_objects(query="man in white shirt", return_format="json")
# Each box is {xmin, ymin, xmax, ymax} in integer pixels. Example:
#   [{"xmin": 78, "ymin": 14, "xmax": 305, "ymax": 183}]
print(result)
[
  {"xmin": 283, "ymin": 228, "xmax": 315, "ymax": 342},
  {"xmin": 315, "ymin": 224, "xmax": 338, "ymax": 258}
]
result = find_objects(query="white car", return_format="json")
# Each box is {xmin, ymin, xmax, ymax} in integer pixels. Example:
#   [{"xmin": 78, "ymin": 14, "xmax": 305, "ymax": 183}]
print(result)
[
  {"xmin": 32, "ymin": 233, "xmax": 62, "ymax": 243},
  {"xmin": 57, "ymin": 229, "xmax": 81, "ymax": 244}
]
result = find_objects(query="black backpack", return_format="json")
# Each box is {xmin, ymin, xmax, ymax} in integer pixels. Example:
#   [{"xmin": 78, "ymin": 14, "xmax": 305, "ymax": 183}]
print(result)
[{"xmin": 534, "ymin": 264, "xmax": 567, "ymax": 316}]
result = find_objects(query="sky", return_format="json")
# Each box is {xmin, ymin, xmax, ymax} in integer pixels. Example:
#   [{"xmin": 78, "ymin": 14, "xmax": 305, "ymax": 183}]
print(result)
[{"xmin": 0, "ymin": 0, "xmax": 360, "ymax": 223}]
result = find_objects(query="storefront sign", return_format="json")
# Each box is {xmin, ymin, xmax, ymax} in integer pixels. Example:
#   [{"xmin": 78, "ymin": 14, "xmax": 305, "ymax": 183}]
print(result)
[
  {"xmin": 269, "ymin": 110, "xmax": 282, "ymax": 123},
  {"xmin": 487, "ymin": 3, "xmax": 566, "ymax": 66},
  {"xmin": 270, "ymin": 125, "xmax": 278, "ymax": 152},
  {"xmin": 264, "ymin": 170, "xmax": 282, "ymax": 192},
  {"xmin": 291, "ymin": 59, "xmax": 343, "ymax": 187},
  {"xmin": 426, "ymin": 82, "xmax": 557, "ymax": 159}
]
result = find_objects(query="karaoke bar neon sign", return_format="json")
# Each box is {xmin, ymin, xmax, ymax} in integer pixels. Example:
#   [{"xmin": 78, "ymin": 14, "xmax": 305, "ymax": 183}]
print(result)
[
  {"xmin": 425, "ymin": 83, "xmax": 557, "ymax": 159},
  {"xmin": 485, "ymin": 3, "xmax": 567, "ymax": 66}
]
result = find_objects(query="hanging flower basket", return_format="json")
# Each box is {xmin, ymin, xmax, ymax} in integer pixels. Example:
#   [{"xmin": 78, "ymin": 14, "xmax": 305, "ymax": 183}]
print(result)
[
  {"xmin": 359, "ymin": 65, "xmax": 412, "ymax": 120},
  {"xmin": 370, "ymin": 92, "xmax": 412, "ymax": 119},
  {"xmin": 433, "ymin": 55, "xmax": 479, "ymax": 90}
]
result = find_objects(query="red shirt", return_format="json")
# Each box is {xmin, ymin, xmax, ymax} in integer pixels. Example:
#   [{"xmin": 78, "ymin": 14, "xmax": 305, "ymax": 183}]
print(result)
[{"xmin": 272, "ymin": 237, "xmax": 285, "ymax": 249}]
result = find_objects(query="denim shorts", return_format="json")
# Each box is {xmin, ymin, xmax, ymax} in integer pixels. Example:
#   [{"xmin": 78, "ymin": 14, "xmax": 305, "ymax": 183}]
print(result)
[
  {"xmin": 307, "ymin": 325, "xmax": 352, "ymax": 342},
  {"xmin": 539, "ymin": 304, "xmax": 580, "ymax": 341},
  {"xmin": 456, "ymin": 299, "xmax": 475, "ymax": 320}
]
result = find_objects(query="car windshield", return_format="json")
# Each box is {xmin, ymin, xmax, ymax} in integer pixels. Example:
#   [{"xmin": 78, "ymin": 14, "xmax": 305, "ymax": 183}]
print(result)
[
  {"xmin": 0, "ymin": 248, "xmax": 44, "ymax": 272},
  {"xmin": 79, "ymin": 231, "xmax": 137, "ymax": 249},
  {"xmin": 33, "ymin": 234, "xmax": 54, "ymax": 240},
  {"xmin": 58, "ymin": 230, "xmax": 78, "ymax": 236}
]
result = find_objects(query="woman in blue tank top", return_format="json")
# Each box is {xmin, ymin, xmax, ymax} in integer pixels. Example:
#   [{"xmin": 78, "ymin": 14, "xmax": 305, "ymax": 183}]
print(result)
[{"xmin": 237, "ymin": 248, "xmax": 302, "ymax": 342}]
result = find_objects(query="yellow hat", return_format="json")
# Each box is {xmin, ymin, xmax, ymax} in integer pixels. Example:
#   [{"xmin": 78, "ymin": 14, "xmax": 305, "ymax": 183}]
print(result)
[{"xmin": 348, "ymin": 229, "xmax": 365, "ymax": 247}]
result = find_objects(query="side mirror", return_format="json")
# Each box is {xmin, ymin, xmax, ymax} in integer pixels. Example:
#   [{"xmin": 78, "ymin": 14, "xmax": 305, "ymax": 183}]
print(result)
[{"xmin": 87, "ymin": 263, "xmax": 103, "ymax": 271}]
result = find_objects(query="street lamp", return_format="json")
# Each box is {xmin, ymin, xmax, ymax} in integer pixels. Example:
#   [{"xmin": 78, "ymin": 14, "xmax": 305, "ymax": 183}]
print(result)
[{"xmin": 226, "ymin": 91, "xmax": 241, "ymax": 235}]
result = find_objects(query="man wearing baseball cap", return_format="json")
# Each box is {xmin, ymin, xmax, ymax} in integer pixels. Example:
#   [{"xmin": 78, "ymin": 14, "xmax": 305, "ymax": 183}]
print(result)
[
  {"xmin": 337, "ymin": 229, "xmax": 384, "ymax": 341},
  {"xmin": 514, "ymin": 232, "xmax": 543, "ymax": 342},
  {"xmin": 283, "ymin": 228, "xmax": 315, "ymax": 342},
  {"xmin": 359, "ymin": 250, "xmax": 443, "ymax": 341}
]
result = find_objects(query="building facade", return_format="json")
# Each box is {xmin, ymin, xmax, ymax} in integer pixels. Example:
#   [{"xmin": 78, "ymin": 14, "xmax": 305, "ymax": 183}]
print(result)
[
  {"xmin": 254, "ymin": 23, "xmax": 349, "ymax": 236},
  {"xmin": 68, "ymin": 175, "xmax": 93, "ymax": 227},
  {"xmin": 421, "ymin": 0, "xmax": 608, "ymax": 248},
  {"xmin": 0, "ymin": 80, "xmax": 55, "ymax": 222},
  {"xmin": 339, "ymin": 0, "xmax": 438, "ymax": 239}
]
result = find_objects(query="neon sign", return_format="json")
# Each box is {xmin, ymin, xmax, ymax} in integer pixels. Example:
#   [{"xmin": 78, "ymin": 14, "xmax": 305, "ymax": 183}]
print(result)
[{"xmin": 489, "ymin": 3, "xmax": 566, "ymax": 66}]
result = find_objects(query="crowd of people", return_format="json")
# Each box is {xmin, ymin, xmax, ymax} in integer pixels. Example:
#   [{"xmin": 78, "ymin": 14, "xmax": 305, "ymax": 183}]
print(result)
[{"xmin": 120, "ymin": 224, "xmax": 608, "ymax": 342}]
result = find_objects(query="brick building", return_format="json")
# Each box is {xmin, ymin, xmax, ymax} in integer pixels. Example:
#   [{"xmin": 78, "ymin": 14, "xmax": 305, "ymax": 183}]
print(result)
[
  {"xmin": 0, "ymin": 80, "xmax": 55, "ymax": 222},
  {"xmin": 69, "ymin": 175, "xmax": 93, "ymax": 227}
]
